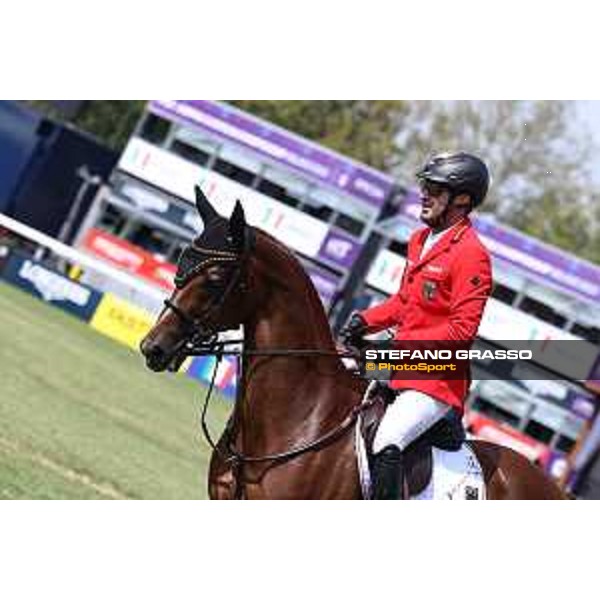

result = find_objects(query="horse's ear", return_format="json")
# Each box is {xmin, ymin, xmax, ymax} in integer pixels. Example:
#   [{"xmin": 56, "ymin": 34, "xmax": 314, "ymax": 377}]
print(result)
[
  {"xmin": 194, "ymin": 185, "xmax": 219, "ymax": 224},
  {"xmin": 228, "ymin": 200, "xmax": 247, "ymax": 252}
]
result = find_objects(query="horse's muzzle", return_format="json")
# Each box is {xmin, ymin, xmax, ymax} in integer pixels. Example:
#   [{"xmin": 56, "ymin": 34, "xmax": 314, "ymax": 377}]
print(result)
[{"xmin": 140, "ymin": 338, "xmax": 173, "ymax": 372}]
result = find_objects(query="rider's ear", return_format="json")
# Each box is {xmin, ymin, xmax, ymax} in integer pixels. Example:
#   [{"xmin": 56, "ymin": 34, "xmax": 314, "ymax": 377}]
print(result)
[
  {"xmin": 453, "ymin": 193, "xmax": 471, "ymax": 213},
  {"xmin": 228, "ymin": 200, "xmax": 247, "ymax": 252}
]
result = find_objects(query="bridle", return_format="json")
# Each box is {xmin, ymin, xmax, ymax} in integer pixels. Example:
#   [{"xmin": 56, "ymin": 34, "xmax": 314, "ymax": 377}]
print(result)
[
  {"xmin": 160, "ymin": 229, "xmax": 375, "ymax": 498},
  {"xmin": 161, "ymin": 233, "xmax": 254, "ymax": 369}
]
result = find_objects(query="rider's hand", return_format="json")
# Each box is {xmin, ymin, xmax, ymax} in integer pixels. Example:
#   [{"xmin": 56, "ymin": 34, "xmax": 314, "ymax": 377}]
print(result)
[{"xmin": 339, "ymin": 313, "xmax": 368, "ymax": 349}]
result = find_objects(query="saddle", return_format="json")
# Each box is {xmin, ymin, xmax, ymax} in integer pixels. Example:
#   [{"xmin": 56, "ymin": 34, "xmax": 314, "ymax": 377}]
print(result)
[{"xmin": 360, "ymin": 383, "xmax": 466, "ymax": 498}]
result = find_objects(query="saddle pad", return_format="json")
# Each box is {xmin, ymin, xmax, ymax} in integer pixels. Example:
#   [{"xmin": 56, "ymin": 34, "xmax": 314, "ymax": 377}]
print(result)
[{"xmin": 355, "ymin": 422, "xmax": 486, "ymax": 500}]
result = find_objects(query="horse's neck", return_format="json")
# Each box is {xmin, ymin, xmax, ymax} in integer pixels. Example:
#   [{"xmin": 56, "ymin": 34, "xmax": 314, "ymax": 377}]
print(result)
[
  {"xmin": 247, "ymin": 233, "xmax": 340, "ymax": 364},
  {"xmin": 245, "ymin": 284, "xmax": 342, "ymax": 388},
  {"xmin": 237, "ymin": 269, "xmax": 356, "ymax": 453},
  {"xmin": 251, "ymin": 287, "xmax": 335, "ymax": 352}
]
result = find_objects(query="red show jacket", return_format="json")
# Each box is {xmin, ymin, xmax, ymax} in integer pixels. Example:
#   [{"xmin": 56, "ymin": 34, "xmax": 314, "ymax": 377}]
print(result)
[{"xmin": 360, "ymin": 217, "xmax": 492, "ymax": 413}]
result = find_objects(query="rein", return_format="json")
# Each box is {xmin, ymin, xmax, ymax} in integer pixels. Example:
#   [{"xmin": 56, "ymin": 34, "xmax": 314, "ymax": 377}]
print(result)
[{"xmin": 190, "ymin": 339, "xmax": 374, "ymax": 497}]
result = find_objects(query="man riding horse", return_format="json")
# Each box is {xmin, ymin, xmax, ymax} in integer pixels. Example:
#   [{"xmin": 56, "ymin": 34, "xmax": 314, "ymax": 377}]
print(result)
[
  {"xmin": 141, "ymin": 152, "xmax": 564, "ymax": 499},
  {"xmin": 340, "ymin": 151, "xmax": 492, "ymax": 500}
]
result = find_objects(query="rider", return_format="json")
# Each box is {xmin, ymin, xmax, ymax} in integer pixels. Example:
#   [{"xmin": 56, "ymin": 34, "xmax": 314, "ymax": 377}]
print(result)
[{"xmin": 341, "ymin": 152, "xmax": 493, "ymax": 499}]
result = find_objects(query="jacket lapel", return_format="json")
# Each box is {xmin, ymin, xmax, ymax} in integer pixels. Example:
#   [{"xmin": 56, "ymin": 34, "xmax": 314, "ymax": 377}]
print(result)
[
  {"xmin": 412, "ymin": 218, "xmax": 472, "ymax": 271},
  {"xmin": 408, "ymin": 228, "xmax": 429, "ymax": 266}
]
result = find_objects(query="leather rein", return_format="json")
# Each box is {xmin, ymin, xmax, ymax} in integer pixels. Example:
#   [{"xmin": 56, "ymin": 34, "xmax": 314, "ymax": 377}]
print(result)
[{"xmin": 163, "ymin": 239, "xmax": 374, "ymax": 497}]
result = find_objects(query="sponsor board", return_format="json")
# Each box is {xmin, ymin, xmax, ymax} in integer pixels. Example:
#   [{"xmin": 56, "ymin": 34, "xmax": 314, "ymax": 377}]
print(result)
[
  {"xmin": 117, "ymin": 138, "xmax": 331, "ymax": 261},
  {"xmin": 81, "ymin": 228, "xmax": 176, "ymax": 291},
  {"xmin": 83, "ymin": 226, "xmax": 341, "ymax": 307},
  {"xmin": 89, "ymin": 293, "xmax": 155, "ymax": 350},
  {"xmin": 186, "ymin": 355, "xmax": 237, "ymax": 398},
  {"xmin": 149, "ymin": 100, "xmax": 394, "ymax": 207},
  {"xmin": 366, "ymin": 249, "xmax": 407, "ymax": 295},
  {"xmin": 318, "ymin": 230, "xmax": 362, "ymax": 269},
  {"xmin": 0, "ymin": 251, "xmax": 102, "ymax": 321}
]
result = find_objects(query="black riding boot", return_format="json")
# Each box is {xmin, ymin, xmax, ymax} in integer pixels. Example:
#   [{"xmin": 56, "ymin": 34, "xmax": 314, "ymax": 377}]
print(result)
[{"xmin": 371, "ymin": 445, "xmax": 405, "ymax": 500}]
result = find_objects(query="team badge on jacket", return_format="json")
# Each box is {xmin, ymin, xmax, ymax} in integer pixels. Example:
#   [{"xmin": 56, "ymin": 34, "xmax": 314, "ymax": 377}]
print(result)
[{"xmin": 422, "ymin": 280, "xmax": 437, "ymax": 301}]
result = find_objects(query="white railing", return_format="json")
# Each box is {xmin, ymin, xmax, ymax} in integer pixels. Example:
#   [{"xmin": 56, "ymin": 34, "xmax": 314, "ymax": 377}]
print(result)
[{"xmin": 0, "ymin": 213, "xmax": 166, "ymax": 315}]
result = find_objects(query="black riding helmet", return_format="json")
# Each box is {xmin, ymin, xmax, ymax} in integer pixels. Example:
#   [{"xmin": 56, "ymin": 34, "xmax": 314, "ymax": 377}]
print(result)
[{"xmin": 416, "ymin": 152, "xmax": 490, "ymax": 208}]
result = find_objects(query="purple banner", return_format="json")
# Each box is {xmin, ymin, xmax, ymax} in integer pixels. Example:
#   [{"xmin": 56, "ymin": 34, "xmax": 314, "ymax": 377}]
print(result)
[
  {"xmin": 400, "ymin": 190, "xmax": 600, "ymax": 304},
  {"xmin": 568, "ymin": 391, "xmax": 597, "ymax": 420},
  {"xmin": 318, "ymin": 230, "xmax": 362, "ymax": 269},
  {"xmin": 304, "ymin": 265, "xmax": 340, "ymax": 306},
  {"xmin": 149, "ymin": 100, "xmax": 394, "ymax": 208}
]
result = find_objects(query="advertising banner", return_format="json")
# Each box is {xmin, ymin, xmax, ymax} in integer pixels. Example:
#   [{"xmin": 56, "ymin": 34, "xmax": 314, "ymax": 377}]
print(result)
[
  {"xmin": 81, "ymin": 228, "xmax": 176, "ymax": 291},
  {"xmin": 89, "ymin": 293, "xmax": 155, "ymax": 350},
  {"xmin": 479, "ymin": 297, "xmax": 581, "ymax": 342},
  {"xmin": 318, "ymin": 230, "xmax": 362, "ymax": 269},
  {"xmin": 0, "ymin": 251, "xmax": 102, "ymax": 321},
  {"xmin": 366, "ymin": 249, "xmax": 407, "ymax": 295},
  {"xmin": 186, "ymin": 355, "xmax": 237, "ymax": 398},
  {"xmin": 149, "ymin": 100, "xmax": 395, "ymax": 207},
  {"xmin": 118, "ymin": 138, "xmax": 331, "ymax": 261},
  {"xmin": 83, "ymin": 227, "xmax": 341, "ymax": 308}
]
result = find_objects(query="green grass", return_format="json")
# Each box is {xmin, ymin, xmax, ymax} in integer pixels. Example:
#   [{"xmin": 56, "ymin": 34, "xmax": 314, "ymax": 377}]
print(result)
[{"xmin": 0, "ymin": 281, "xmax": 231, "ymax": 499}]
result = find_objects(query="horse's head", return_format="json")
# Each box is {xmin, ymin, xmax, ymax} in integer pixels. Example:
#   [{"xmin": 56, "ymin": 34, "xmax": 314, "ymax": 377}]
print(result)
[{"xmin": 140, "ymin": 186, "xmax": 257, "ymax": 372}]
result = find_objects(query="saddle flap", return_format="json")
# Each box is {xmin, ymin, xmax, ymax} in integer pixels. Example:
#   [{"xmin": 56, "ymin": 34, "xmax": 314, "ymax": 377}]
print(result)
[{"xmin": 359, "ymin": 391, "xmax": 387, "ymax": 452}]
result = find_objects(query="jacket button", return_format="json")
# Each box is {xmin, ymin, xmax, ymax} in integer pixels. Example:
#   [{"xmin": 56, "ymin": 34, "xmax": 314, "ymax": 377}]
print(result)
[{"xmin": 408, "ymin": 276, "xmax": 414, "ymax": 283}]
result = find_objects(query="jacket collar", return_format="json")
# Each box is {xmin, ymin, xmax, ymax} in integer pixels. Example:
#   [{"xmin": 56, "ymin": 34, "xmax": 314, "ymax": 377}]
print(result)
[{"xmin": 410, "ymin": 217, "xmax": 472, "ymax": 268}]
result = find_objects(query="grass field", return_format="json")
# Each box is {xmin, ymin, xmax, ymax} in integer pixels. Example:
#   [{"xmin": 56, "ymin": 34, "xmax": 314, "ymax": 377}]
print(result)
[{"xmin": 0, "ymin": 281, "xmax": 231, "ymax": 499}]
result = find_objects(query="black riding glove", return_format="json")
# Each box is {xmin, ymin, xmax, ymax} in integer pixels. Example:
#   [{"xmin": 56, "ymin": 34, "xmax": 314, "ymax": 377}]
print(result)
[{"xmin": 339, "ymin": 313, "xmax": 368, "ymax": 348}]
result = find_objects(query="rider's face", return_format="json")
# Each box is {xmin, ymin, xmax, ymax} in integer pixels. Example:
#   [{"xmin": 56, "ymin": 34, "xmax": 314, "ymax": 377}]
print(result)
[{"xmin": 418, "ymin": 181, "xmax": 452, "ymax": 226}]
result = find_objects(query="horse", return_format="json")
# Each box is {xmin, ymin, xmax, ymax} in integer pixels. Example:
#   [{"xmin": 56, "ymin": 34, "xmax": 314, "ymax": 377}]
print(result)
[{"xmin": 140, "ymin": 187, "xmax": 566, "ymax": 500}]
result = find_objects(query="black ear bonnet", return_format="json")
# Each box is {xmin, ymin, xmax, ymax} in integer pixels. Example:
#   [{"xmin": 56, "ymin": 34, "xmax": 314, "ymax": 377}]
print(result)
[{"xmin": 174, "ymin": 187, "xmax": 254, "ymax": 289}]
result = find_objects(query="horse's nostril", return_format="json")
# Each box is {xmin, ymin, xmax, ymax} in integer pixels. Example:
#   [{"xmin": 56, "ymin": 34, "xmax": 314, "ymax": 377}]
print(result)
[
  {"xmin": 141, "ymin": 340, "xmax": 172, "ymax": 372},
  {"xmin": 148, "ymin": 344, "xmax": 165, "ymax": 360},
  {"xmin": 141, "ymin": 339, "xmax": 164, "ymax": 360}
]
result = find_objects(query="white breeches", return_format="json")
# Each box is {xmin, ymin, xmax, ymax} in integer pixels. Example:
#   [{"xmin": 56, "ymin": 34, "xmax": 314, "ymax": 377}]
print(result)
[{"xmin": 373, "ymin": 390, "xmax": 452, "ymax": 453}]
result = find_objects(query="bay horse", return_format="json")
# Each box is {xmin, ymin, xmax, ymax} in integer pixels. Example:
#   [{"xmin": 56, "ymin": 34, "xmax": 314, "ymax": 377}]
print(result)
[{"xmin": 140, "ymin": 187, "xmax": 566, "ymax": 500}]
